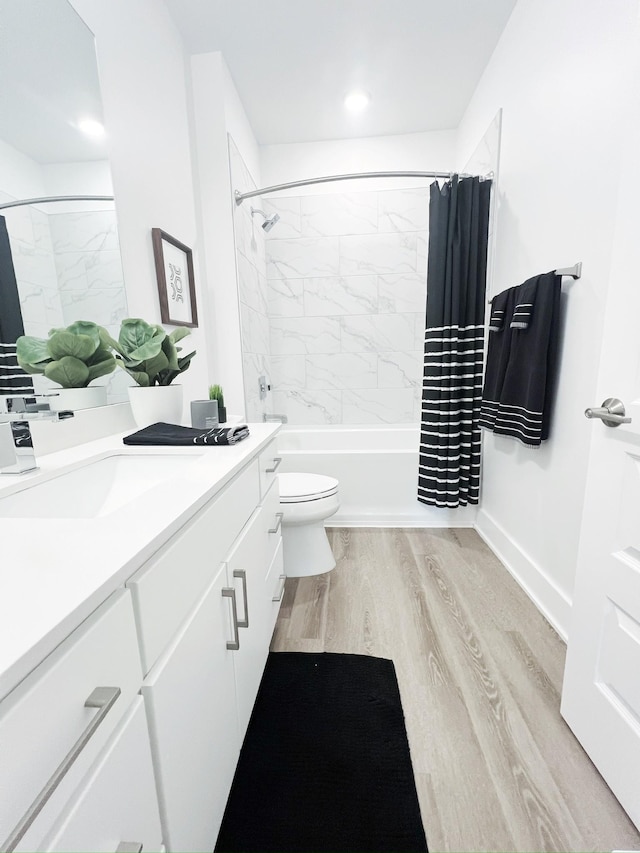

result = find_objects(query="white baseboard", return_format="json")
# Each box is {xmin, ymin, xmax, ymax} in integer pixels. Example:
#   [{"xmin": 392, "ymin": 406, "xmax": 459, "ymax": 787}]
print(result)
[
  {"xmin": 474, "ymin": 508, "xmax": 571, "ymax": 641},
  {"xmin": 329, "ymin": 514, "xmax": 476, "ymax": 528}
]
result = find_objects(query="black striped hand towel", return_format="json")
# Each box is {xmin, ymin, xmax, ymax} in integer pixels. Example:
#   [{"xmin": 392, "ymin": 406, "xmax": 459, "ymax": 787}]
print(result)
[{"xmin": 123, "ymin": 422, "xmax": 250, "ymax": 446}]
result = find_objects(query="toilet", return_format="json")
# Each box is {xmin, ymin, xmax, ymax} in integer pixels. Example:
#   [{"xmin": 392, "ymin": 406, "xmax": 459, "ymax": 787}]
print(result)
[{"xmin": 278, "ymin": 473, "xmax": 340, "ymax": 577}]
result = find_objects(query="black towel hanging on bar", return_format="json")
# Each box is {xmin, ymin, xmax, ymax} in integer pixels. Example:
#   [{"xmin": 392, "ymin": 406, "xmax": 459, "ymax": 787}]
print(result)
[
  {"xmin": 480, "ymin": 271, "xmax": 562, "ymax": 447},
  {"xmin": 417, "ymin": 175, "xmax": 491, "ymax": 508}
]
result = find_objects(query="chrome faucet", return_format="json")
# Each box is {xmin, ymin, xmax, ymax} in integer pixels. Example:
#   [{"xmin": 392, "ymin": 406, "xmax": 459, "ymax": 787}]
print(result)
[
  {"xmin": 262, "ymin": 413, "xmax": 288, "ymax": 424},
  {"xmin": 0, "ymin": 394, "xmax": 74, "ymax": 474}
]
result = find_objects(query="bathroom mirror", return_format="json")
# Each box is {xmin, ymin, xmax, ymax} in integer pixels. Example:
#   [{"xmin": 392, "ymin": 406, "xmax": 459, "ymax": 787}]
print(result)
[{"xmin": 0, "ymin": 0, "xmax": 129, "ymax": 405}]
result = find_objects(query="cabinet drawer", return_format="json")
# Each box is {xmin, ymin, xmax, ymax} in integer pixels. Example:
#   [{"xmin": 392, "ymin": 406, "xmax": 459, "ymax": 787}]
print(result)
[
  {"xmin": 0, "ymin": 590, "xmax": 142, "ymax": 852},
  {"xmin": 128, "ymin": 459, "xmax": 260, "ymax": 673},
  {"xmin": 258, "ymin": 440, "xmax": 282, "ymax": 499},
  {"xmin": 41, "ymin": 698, "xmax": 163, "ymax": 852}
]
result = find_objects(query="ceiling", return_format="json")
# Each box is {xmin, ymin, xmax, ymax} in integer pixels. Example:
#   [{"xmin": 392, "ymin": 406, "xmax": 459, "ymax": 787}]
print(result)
[
  {"xmin": 165, "ymin": 0, "xmax": 518, "ymax": 145},
  {"xmin": 0, "ymin": 0, "xmax": 107, "ymax": 165}
]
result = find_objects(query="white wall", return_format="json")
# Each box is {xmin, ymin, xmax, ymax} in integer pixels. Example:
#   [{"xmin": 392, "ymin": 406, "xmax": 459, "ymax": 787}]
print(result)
[
  {"xmin": 457, "ymin": 0, "xmax": 637, "ymax": 636},
  {"xmin": 68, "ymin": 0, "xmax": 212, "ymax": 420},
  {"xmin": 260, "ymin": 130, "xmax": 457, "ymax": 196},
  {"xmin": 0, "ymin": 139, "xmax": 46, "ymax": 200},
  {"xmin": 189, "ymin": 51, "xmax": 262, "ymax": 420}
]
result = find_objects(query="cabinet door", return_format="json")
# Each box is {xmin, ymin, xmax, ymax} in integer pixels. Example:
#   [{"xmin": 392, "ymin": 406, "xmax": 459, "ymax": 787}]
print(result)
[
  {"xmin": 141, "ymin": 564, "xmax": 239, "ymax": 853},
  {"xmin": 227, "ymin": 484, "xmax": 282, "ymax": 738},
  {"xmin": 42, "ymin": 698, "xmax": 163, "ymax": 853}
]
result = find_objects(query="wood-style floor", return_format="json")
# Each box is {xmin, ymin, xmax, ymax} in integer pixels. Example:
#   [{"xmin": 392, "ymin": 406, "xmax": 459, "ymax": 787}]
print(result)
[{"xmin": 271, "ymin": 527, "xmax": 640, "ymax": 853}]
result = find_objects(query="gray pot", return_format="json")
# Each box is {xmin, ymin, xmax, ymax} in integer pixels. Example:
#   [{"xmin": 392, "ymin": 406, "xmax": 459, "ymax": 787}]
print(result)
[{"xmin": 190, "ymin": 399, "xmax": 219, "ymax": 429}]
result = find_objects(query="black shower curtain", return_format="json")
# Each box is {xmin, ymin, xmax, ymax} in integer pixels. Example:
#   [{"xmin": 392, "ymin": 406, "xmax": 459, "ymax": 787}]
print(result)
[
  {"xmin": 0, "ymin": 215, "xmax": 33, "ymax": 395},
  {"xmin": 417, "ymin": 175, "xmax": 491, "ymax": 508}
]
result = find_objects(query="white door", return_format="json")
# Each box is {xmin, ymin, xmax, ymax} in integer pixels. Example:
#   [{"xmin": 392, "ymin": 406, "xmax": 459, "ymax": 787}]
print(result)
[{"xmin": 561, "ymin": 15, "xmax": 640, "ymax": 829}]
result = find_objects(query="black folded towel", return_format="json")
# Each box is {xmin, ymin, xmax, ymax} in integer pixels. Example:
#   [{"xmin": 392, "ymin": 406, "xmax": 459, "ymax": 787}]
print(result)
[{"xmin": 123, "ymin": 422, "xmax": 250, "ymax": 446}]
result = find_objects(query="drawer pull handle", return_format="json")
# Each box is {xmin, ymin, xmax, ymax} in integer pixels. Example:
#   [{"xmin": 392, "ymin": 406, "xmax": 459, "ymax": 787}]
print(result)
[
  {"xmin": 272, "ymin": 574, "xmax": 287, "ymax": 602},
  {"xmin": 268, "ymin": 512, "xmax": 284, "ymax": 535},
  {"xmin": 233, "ymin": 569, "xmax": 249, "ymax": 629},
  {"xmin": 116, "ymin": 844, "xmax": 143, "ymax": 852},
  {"xmin": 265, "ymin": 457, "xmax": 282, "ymax": 473},
  {"xmin": 222, "ymin": 587, "xmax": 240, "ymax": 651},
  {"xmin": 1, "ymin": 686, "xmax": 121, "ymax": 853}
]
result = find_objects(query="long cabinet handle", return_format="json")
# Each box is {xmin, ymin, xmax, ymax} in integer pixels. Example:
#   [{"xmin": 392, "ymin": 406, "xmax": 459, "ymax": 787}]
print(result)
[
  {"xmin": 1, "ymin": 686, "xmax": 121, "ymax": 853},
  {"xmin": 268, "ymin": 512, "xmax": 284, "ymax": 535},
  {"xmin": 221, "ymin": 587, "xmax": 240, "ymax": 651},
  {"xmin": 232, "ymin": 569, "xmax": 249, "ymax": 629},
  {"xmin": 265, "ymin": 457, "xmax": 282, "ymax": 473},
  {"xmin": 116, "ymin": 844, "xmax": 143, "ymax": 852},
  {"xmin": 272, "ymin": 574, "xmax": 287, "ymax": 602}
]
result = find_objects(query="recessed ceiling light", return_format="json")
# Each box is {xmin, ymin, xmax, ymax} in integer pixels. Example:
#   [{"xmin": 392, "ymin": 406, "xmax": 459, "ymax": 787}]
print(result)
[
  {"xmin": 344, "ymin": 90, "xmax": 370, "ymax": 113},
  {"xmin": 77, "ymin": 118, "xmax": 105, "ymax": 138}
]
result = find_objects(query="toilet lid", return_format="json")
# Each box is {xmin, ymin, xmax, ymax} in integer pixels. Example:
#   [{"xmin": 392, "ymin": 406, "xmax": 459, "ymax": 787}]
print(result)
[{"xmin": 279, "ymin": 472, "xmax": 339, "ymax": 503}]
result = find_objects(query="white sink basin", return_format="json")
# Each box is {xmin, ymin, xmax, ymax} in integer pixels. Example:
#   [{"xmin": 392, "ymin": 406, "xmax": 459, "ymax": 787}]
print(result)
[{"xmin": 0, "ymin": 454, "xmax": 199, "ymax": 519}]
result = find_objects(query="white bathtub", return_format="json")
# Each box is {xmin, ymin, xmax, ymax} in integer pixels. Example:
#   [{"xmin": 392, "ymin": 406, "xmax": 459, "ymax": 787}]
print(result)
[{"xmin": 276, "ymin": 425, "xmax": 477, "ymax": 527}]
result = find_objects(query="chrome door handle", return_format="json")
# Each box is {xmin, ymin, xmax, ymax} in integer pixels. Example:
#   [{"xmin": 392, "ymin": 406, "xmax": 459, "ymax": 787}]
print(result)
[
  {"xmin": 265, "ymin": 457, "xmax": 282, "ymax": 473},
  {"xmin": 221, "ymin": 587, "xmax": 240, "ymax": 650},
  {"xmin": 116, "ymin": 844, "xmax": 143, "ymax": 852},
  {"xmin": 1, "ymin": 686, "xmax": 121, "ymax": 853},
  {"xmin": 232, "ymin": 569, "xmax": 249, "ymax": 628},
  {"xmin": 268, "ymin": 512, "xmax": 284, "ymax": 535},
  {"xmin": 272, "ymin": 574, "xmax": 286, "ymax": 602},
  {"xmin": 584, "ymin": 397, "xmax": 632, "ymax": 427}
]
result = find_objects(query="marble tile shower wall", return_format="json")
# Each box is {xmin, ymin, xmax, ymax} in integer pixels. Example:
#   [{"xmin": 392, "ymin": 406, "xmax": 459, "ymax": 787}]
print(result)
[
  {"xmin": 263, "ymin": 188, "xmax": 429, "ymax": 424},
  {"xmin": 49, "ymin": 209, "xmax": 130, "ymax": 403},
  {"xmin": 2, "ymin": 194, "xmax": 130, "ymax": 402},
  {"xmin": 48, "ymin": 210, "xmax": 127, "ymax": 337},
  {"xmin": 2, "ymin": 193, "xmax": 65, "ymax": 339},
  {"xmin": 229, "ymin": 137, "xmax": 272, "ymax": 422}
]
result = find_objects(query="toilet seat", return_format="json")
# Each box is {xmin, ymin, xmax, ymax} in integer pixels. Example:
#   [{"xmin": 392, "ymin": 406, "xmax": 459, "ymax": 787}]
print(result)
[{"xmin": 279, "ymin": 473, "xmax": 339, "ymax": 503}]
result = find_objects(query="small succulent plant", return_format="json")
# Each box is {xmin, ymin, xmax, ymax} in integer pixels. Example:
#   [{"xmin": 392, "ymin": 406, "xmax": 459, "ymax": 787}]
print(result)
[
  {"xmin": 208, "ymin": 384, "xmax": 224, "ymax": 405},
  {"xmin": 16, "ymin": 321, "xmax": 116, "ymax": 388}
]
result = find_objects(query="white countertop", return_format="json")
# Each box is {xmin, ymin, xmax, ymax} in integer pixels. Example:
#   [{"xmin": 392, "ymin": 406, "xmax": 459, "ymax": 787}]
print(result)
[{"xmin": 0, "ymin": 422, "xmax": 280, "ymax": 702}]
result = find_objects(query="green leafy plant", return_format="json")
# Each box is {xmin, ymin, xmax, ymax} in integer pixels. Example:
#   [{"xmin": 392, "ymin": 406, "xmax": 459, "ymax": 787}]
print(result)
[
  {"xmin": 16, "ymin": 321, "xmax": 116, "ymax": 388},
  {"xmin": 107, "ymin": 318, "xmax": 196, "ymax": 386},
  {"xmin": 208, "ymin": 384, "xmax": 224, "ymax": 406}
]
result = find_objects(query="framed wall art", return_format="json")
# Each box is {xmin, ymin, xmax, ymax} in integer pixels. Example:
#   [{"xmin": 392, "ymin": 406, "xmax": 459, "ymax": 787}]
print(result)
[{"xmin": 151, "ymin": 227, "xmax": 198, "ymax": 327}]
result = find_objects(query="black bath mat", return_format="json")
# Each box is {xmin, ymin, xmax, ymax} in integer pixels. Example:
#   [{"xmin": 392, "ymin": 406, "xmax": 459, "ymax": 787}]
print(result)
[{"xmin": 215, "ymin": 652, "xmax": 428, "ymax": 852}]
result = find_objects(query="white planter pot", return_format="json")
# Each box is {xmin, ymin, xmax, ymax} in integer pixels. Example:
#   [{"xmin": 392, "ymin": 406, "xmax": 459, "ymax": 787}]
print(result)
[
  {"xmin": 49, "ymin": 386, "xmax": 107, "ymax": 412},
  {"xmin": 127, "ymin": 384, "xmax": 184, "ymax": 429}
]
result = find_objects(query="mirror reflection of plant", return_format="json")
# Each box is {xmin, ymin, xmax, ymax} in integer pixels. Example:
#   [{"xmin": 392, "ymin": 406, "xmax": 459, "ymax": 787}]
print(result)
[
  {"xmin": 107, "ymin": 318, "xmax": 196, "ymax": 386},
  {"xmin": 16, "ymin": 321, "xmax": 117, "ymax": 388}
]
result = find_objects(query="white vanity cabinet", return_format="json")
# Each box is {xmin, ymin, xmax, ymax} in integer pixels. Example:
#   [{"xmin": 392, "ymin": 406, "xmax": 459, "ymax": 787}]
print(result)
[
  {"xmin": 0, "ymin": 427, "xmax": 283, "ymax": 853},
  {"xmin": 129, "ymin": 440, "xmax": 284, "ymax": 851}
]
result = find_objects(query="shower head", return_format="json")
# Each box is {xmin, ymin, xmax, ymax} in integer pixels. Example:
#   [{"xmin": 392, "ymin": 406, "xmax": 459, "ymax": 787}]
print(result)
[
  {"xmin": 250, "ymin": 207, "xmax": 280, "ymax": 233},
  {"xmin": 262, "ymin": 213, "xmax": 280, "ymax": 232}
]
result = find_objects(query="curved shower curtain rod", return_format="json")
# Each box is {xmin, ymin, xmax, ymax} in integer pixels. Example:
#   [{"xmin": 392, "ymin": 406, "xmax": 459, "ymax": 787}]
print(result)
[
  {"xmin": 234, "ymin": 170, "xmax": 492, "ymax": 205},
  {"xmin": 0, "ymin": 195, "xmax": 115, "ymax": 211}
]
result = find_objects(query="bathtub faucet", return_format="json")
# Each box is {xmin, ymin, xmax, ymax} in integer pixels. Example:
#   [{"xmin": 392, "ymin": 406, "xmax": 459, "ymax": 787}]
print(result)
[{"xmin": 263, "ymin": 413, "xmax": 288, "ymax": 424}]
